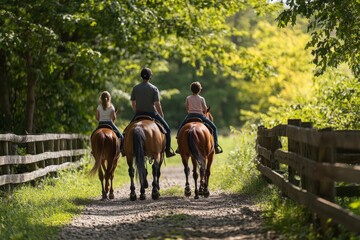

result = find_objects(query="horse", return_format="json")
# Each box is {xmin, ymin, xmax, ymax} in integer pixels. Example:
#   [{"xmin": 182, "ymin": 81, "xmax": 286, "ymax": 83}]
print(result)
[
  {"xmin": 123, "ymin": 116, "xmax": 166, "ymax": 201},
  {"xmin": 89, "ymin": 127, "xmax": 121, "ymax": 200},
  {"xmin": 177, "ymin": 107, "xmax": 215, "ymax": 199}
]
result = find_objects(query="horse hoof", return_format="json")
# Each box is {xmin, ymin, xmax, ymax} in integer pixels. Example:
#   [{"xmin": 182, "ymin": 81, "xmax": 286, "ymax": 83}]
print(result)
[
  {"xmin": 204, "ymin": 191, "xmax": 210, "ymax": 198},
  {"xmin": 199, "ymin": 188, "xmax": 204, "ymax": 196},
  {"xmin": 140, "ymin": 194, "xmax": 146, "ymax": 200},
  {"xmin": 152, "ymin": 192, "xmax": 160, "ymax": 200},
  {"xmin": 130, "ymin": 194, "xmax": 137, "ymax": 201},
  {"xmin": 109, "ymin": 193, "xmax": 115, "ymax": 199},
  {"xmin": 184, "ymin": 189, "xmax": 191, "ymax": 197},
  {"xmin": 152, "ymin": 188, "xmax": 160, "ymax": 200},
  {"xmin": 194, "ymin": 195, "xmax": 199, "ymax": 199}
]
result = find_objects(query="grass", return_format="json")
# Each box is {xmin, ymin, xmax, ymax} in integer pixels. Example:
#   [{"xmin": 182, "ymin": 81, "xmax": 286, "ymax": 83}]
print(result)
[{"xmin": 0, "ymin": 153, "xmax": 129, "ymax": 240}]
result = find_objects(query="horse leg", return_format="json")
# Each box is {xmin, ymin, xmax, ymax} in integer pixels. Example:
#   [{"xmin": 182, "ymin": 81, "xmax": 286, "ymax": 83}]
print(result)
[
  {"xmin": 144, "ymin": 168, "xmax": 149, "ymax": 189},
  {"xmin": 128, "ymin": 165, "xmax": 137, "ymax": 201},
  {"xmin": 109, "ymin": 170, "xmax": 115, "ymax": 199},
  {"xmin": 192, "ymin": 163, "xmax": 199, "ymax": 199},
  {"xmin": 156, "ymin": 160, "xmax": 162, "ymax": 190},
  {"xmin": 203, "ymin": 160, "xmax": 212, "ymax": 198},
  {"xmin": 182, "ymin": 157, "xmax": 191, "ymax": 197},
  {"xmin": 198, "ymin": 166, "xmax": 205, "ymax": 196},
  {"xmin": 139, "ymin": 167, "xmax": 146, "ymax": 200},
  {"xmin": 103, "ymin": 162, "xmax": 110, "ymax": 200},
  {"xmin": 151, "ymin": 161, "xmax": 160, "ymax": 200},
  {"xmin": 98, "ymin": 167, "xmax": 107, "ymax": 200}
]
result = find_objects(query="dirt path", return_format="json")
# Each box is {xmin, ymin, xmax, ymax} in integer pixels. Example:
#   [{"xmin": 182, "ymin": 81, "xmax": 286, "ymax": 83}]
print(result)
[{"xmin": 57, "ymin": 165, "xmax": 279, "ymax": 239}]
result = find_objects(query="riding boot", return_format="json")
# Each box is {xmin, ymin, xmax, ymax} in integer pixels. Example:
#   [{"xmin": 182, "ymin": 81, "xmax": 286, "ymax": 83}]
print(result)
[
  {"xmin": 165, "ymin": 148, "xmax": 176, "ymax": 158},
  {"xmin": 215, "ymin": 145, "xmax": 223, "ymax": 154}
]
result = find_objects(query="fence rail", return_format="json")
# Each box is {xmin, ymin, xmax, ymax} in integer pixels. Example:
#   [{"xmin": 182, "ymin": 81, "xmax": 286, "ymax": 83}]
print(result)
[
  {"xmin": 0, "ymin": 133, "xmax": 89, "ymax": 192},
  {"xmin": 256, "ymin": 119, "xmax": 360, "ymax": 234}
]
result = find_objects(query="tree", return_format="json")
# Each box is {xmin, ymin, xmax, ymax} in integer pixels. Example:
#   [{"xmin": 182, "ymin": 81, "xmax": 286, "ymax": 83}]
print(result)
[
  {"xmin": 1, "ymin": 0, "xmax": 266, "ymax": 134},
  {"xmin": 275, "ymin": 0, "xmax": 360, "ymax": 78}
]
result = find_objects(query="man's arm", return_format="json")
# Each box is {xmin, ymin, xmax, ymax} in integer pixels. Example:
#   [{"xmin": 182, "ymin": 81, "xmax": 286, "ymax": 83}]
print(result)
[
  {"xmin": 131, "ymin": 100, "xmax": 136, "ymax": 112},
  {"xmin": 154, "ymin": 101, "xmax": 164, "ymax": 118}
]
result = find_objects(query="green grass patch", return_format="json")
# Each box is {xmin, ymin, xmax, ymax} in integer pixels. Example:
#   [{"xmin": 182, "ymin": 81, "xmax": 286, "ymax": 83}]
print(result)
[
  {"xmin": 210, "ymin": 128, "xmax": 258, "ymax": 193},
  {"xmin": 161, "ymin": 185, "xmax": 183, "ymax": 196},
  {"xmin": 0, "ymin": 153, "xmax": 129, "ymax": 240}
]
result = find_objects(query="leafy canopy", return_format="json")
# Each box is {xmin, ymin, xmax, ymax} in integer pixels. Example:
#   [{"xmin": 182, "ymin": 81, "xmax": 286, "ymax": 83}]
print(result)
[{"xmin": 276, "ymin": 0, "xmax": 360, "ymax": 78}]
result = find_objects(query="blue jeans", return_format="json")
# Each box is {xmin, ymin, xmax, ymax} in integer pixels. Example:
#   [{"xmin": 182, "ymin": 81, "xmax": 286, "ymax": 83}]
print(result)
[
  {"xmin": 177, "ymin": 113, "xmax": 219, "ymax": 146},
  {"xmin": 132, "ymin": 112, "xmax": 172, "ymax": 151},
  {"xmin": 99, "ymin": 121, "xmax": 124, "ymax": 141}
]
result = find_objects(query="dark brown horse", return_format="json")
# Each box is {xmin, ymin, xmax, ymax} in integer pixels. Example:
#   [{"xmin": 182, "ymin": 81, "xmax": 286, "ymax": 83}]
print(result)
[
  {"xmin": 123, "ymin": 117, "xmax": 166, "ymax": 201},
  {"xmin": 177, "ymin": 107, "xmax": 215, "ymax": 199},
  {"xmin": 90, "ymin": 127, "xmax": 121, "ymax": 200}
]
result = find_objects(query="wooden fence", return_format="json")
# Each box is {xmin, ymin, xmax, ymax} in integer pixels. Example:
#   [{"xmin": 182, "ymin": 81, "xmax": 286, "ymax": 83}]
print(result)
[
  {"xmin": 0, "ymin": 133, "xmax": 89, "ymax": 192},
  {"xmin": 256, "ymin": 119, "xmax": 360, "ymax": 234}
]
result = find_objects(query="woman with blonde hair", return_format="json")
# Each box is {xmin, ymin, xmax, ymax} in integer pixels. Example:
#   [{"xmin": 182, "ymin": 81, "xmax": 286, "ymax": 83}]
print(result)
[{"xmin": 96, "ymin": 91, "xmax": 124, "ymax": 147}]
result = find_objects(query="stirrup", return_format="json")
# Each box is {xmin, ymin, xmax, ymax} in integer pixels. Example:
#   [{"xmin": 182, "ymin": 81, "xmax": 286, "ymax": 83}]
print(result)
[{"xmin": 215, "ymin": 145, "xmax": 223, "ymax": 154}]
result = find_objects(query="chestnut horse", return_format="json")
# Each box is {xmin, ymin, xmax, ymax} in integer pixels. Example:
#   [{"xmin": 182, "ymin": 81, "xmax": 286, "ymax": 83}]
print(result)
[
  {"xmin": 123, "ymin": 117, "xmax": 166, "ymax": 201},
  {"xmin": 177, "ymin": 107, "xmax": 215, "ymax": 199},
  {"xmin": 90, "ymin": 127, "xmax": 121, "ymax": 200}
]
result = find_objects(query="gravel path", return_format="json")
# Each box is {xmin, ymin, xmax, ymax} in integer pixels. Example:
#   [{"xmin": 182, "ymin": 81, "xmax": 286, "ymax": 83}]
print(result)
[{"xmin": 57, "ymin": 165, "xmax": 279, "ymax": 239}]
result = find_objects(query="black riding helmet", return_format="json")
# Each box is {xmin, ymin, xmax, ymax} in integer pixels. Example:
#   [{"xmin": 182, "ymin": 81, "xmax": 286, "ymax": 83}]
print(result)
[{"xmin": 141, "ymin": 68, "xmax": 152, "ymax": 80}]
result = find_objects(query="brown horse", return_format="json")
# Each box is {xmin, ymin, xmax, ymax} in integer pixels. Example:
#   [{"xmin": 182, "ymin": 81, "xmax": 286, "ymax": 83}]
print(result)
[
  {"xmin": 123, "ymin": 117, "xmax": 166, "ymax": 201},
  {"xmin": 90, "ymin": 127, "xmax": 121, "ymax": 200},
  {"xmin": 177, "ymin": 107, "xmax": 215, "ymax": 199}
]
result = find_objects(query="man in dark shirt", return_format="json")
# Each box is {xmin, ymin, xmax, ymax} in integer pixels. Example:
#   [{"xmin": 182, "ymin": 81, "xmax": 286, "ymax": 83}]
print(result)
[{"xmin": 130, "ymin": 67, "xmax": 176, "ymax": 158}]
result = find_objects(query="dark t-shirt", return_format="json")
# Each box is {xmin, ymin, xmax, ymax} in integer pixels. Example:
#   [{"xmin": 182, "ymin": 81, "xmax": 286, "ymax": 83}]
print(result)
[{"xmin": 130, "ymin": 81, "xmax": 160, "ymax": 113}]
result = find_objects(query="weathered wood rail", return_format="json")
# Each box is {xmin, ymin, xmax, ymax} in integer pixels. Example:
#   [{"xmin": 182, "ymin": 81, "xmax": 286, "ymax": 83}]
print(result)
[
  {"xmin": 256, "ymin": 119, "xmax": 360, "ymax": 234},
  {"xmin": 0, "ymin": 133, "xmax": 89, "ymax": 192}
]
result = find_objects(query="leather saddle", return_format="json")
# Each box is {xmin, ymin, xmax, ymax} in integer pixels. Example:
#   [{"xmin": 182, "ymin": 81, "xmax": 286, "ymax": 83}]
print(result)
[
  {"xmin": 90, "ymin": 124, "xmax": 116, "ymax": 139},
  {"xmin": 184, "ymin": 117, "xmax": 213, "ymax": 133},
  {"xmin": 134, "ymin": 115, "xmax": 167, "ymax": 134}
]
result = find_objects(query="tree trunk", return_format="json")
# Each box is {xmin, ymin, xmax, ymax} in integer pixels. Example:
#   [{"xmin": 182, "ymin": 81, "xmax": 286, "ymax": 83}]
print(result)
[
  {"xmin": 0, "ymin": 49, "xmax": 12, "ymax": 132},
  {"xmin": 24, "ymin": 52, "xmax": 37, "ymax": 134}
]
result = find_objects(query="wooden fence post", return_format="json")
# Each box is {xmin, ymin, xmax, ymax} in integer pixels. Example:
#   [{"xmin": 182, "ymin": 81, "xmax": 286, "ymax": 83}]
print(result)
[
  {"xmin": 317, "ymin": 129, "xmax": 336, "ymax": 234},
  {"xmin": 27, "ymin": 141, "xmax": 38, "ymax": 175},
  {"xmin": 299, "ymin": 121, "xmax": 314, "ymax": 191},
  {"xmin": 288, "ymin": 119, "xmax": 301, "ymax": 186},
  {"xmin": 2, "ymin": 141, "xmax": 12, "ymax": 192},
  {"xmin": 36, "ymin": 141, "xmax": 45, "ymax": 168}
]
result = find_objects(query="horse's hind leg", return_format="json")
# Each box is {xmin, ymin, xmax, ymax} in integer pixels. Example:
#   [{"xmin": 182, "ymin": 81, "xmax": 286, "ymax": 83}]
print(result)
[
  {"xmin": 98, "ymin": 168, "xmax": 107, "ymax": 200},
  {"xmin": 128, "ymin": 164, "xmax": 137, "ymax": 201},
  {"xmin": 108, "ymin": 171, "xmax": 115, "ymax": 199},
  {"xmin": 203, "ymin": 159, "xmax": 212, "ymax": 198},
  {"xmin": 151, "ymin": 162, "xmax": 160, "ymax": 200},
  {"xmin": 192, "ymin": 165, "xmax": 199, "ymax": 199},
  {"xmin": 198, "ymin": 166, "xmax": 205, "ymax": 196},
  {"xmin": 182, "ymin": 157, "xmax": 191, "ymax": 197}
]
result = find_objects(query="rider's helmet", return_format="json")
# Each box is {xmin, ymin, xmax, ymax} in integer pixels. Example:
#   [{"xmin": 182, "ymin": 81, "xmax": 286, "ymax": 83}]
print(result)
[{"xmin": 141, "ymin": 68, "xmax": 152, "ymax": 80}]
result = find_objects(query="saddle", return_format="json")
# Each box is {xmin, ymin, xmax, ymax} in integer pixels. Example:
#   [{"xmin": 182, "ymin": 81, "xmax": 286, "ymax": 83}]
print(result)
[
  {"xmin": 184, "ymin": 117, "xmax": 213, "ymax": 134},
  {"xmin": 133, "ymin": 115, "xmax": 167, "ymax": 134},
  {"xmin": 90, "ymin": 124, "xmax": 116, "ymax": 139}
]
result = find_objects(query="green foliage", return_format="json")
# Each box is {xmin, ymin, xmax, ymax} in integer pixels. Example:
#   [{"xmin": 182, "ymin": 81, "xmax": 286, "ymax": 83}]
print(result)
[
  {"xmin": 211, "ymin": 126, "xmax": 259, "ymax": 192},
  {"xmin": 1, "ymin": 0, "xmax": 274, "ymax": 134},
  {"xmin": 261, "ymin": 67, "xmax": 360, "ymax": 130},
  {"xmin": 276, "ymin": 0, "xmax": 360, "ymax": 77}
]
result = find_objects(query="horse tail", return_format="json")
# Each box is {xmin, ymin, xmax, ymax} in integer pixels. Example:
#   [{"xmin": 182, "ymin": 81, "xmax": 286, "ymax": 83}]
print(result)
[
  {"xmin": 133, "ymin": 126, "xmax": 146, "ymax": 185},
  {"xmin": 90, "ymin": 133, "xmax": 105, "ymax": 176},
  {"xmin": 188, "ymin": 128, "xmax": 205, "ymax": 170}
]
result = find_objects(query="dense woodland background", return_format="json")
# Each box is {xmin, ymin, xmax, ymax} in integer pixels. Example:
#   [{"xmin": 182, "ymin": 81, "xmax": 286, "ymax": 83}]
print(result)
[{"xmin": 1, "ymin": 0, "xmax": 359, "ymax": 135}]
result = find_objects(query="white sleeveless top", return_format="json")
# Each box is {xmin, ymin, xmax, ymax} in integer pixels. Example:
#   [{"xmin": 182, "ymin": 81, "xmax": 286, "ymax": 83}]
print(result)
[{"xmin": 97, "ymin": 104, "xmax": 115, "ymax": 121}]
